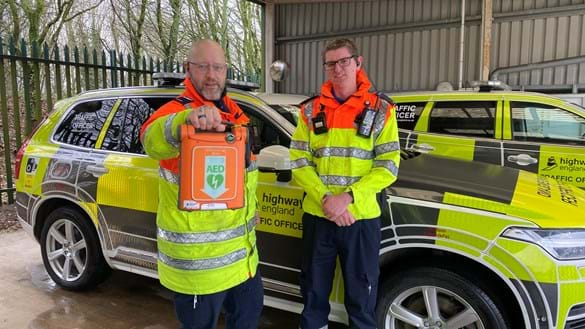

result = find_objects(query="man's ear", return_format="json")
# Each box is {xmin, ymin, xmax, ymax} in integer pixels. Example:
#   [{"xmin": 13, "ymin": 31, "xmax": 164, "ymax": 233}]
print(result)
[{"xmin": 355, "ymin": 55, "xmax": 363, "ymax": 67}]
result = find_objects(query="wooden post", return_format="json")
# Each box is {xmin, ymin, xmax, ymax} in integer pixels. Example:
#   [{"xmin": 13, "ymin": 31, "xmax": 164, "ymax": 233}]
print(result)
[{"xmin": 480, "ymin": 0, "xmax": 493, "ymax": 81}]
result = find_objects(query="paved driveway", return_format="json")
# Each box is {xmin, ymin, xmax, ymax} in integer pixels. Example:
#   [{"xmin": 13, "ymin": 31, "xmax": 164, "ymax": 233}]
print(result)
[{"xmin": 0, "ymin": 230, "xmax": 344, "ymax": 329}]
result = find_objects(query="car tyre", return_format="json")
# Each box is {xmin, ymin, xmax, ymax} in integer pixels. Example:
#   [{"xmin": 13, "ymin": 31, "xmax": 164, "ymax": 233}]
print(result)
[
  {"xmin": 376, "ymin": 267, "xmax": 509, "ymax": 329},
  {"xmin": 40, "ymin": 207, "xmax": 110, "ymax": 290}
]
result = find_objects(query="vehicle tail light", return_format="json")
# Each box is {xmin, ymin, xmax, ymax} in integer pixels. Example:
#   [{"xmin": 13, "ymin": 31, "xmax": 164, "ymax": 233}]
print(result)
[
  {"xmin": 14, "ymin": 138, "xmax": 31, "ymax": 180},
  {"xmin": 14, "ymin": 122, "xmax": 43, "ymax": 180}
]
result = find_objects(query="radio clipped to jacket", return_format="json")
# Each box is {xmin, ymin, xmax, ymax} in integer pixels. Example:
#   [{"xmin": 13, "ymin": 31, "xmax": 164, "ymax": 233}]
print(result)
[
  {"xmin": 178, "ymin": 124, "xmax": 248, "ymax": 211},
  {"xmin": 355, "ymin": 100, "xmax": 378, "ymax": 138}
]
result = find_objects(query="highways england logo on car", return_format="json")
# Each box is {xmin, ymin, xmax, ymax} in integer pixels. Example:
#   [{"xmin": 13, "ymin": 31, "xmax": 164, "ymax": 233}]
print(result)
[
  {"xmin": 541, "ymin": 155, "xmax": 585, "ymax": 185},
  {"xmin": 543, "ymin": 156, "xmax": 558, "ymax": 171}
]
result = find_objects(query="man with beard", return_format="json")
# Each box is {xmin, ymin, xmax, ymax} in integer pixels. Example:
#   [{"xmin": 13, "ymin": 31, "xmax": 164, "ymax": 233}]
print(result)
[{"xmin": 140, "ymin": 39, "xmax": 263, "ymax": 329}]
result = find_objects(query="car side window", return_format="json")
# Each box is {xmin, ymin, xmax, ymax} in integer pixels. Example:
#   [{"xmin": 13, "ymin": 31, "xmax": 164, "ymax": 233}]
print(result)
[
  {"xmin": 53, "ymin": 99, "xmax": 114, "ymax": 148},
  {"xmin": 511, "ymin": 101, "xmax": 585, "ymax": 145},
  {"xmin": 101, "ymin": 97, "xmax": 173, "ymax": 154},
  {"xmin": 395, "ymin": 102, "xmax": 425, "ymax": 130},
  {"xmin": 237, "ymin": 103, "xmax": 291, "ymax": 151},
  {"xmin": 429, "ymin": 101, "xmax": 496, "ymax": 138}
]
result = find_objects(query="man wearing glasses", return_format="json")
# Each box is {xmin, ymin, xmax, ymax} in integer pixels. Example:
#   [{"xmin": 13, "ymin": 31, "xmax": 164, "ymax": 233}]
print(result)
[
  {"xmin": 290, "ymin": 38, "xmax": 400, "ymax": 328},
  {"xmin": 140, "ymin": 39, "xmax": 263, "ymax": 329}
]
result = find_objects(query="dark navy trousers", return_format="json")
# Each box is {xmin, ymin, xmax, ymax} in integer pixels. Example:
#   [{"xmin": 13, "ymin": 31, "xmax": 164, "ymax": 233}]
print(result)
[
  {"xmin": 300, "ymin": 213, "xmax": 381, "ymax": 329},
  {"xmin": 174, "ymin": 272, "xmax": 263, "ymax": 329}
]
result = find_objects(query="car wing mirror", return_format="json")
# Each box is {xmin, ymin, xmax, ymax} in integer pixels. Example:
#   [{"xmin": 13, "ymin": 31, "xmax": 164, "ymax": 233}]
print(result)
[
  {"xmin": 257, "ymin": 145, "xmax": 291, "ymax": 182},
  {"xmin": 270, "ymin": 60, "xmax": 290, "ymax": 82}
]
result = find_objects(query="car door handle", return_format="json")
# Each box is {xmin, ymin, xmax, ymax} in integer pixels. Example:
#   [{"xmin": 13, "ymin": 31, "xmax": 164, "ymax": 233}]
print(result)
[
  {"xmin": 86, "ymin": 165, "xmax": 109, "ymax": 177},
  {"xmin": 507, "ymin": 154, "xmax": 538, "ymax": 166},
  {"xmin": 410, "ymin": 143, "xmax": 435, "ymax": 153}
]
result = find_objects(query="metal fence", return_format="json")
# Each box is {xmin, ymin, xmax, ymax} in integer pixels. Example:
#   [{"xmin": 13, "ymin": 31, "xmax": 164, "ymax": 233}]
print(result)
[
  {"xmin": 0, "ymin": 39, "xmax": 170, "ymax": 206},
  {"xmin": 0, "ymin": 38, "xmax": 260, "ymax": 205}
]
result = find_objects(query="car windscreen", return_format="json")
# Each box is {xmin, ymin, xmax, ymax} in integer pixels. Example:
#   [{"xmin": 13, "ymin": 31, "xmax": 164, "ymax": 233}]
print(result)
[
  {"xmin": 564, "ymin": 100, "xmax": 585, "ymax": 113},
  {"xmin": 269, "ymin": 105, "xmax": 300, "ymax": 125}
]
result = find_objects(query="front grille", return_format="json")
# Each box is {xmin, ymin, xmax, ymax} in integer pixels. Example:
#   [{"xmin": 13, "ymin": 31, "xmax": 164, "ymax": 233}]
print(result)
[
  {"xmin": 566, "ymin": 317, "xmax": 585, "ymax": 329},
  {"xmin": 570, "ymin": 304, "xmax": 585, "ymax": 318},
  {"xmin": 566, "ymin": 303, "xmax": 585, "ymax": 329}
]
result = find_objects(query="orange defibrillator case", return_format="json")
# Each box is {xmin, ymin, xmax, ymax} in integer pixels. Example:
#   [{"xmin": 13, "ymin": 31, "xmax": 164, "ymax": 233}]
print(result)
[{"xmin": 178, "ymin": 125, "xmax": 248, "ymax": 211}]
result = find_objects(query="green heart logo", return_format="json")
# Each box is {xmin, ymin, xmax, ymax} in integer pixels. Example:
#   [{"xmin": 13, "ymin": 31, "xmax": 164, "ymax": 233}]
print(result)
[{"xmin": 207, "ymin": 174, "xmax": 224, "ymax": 189}]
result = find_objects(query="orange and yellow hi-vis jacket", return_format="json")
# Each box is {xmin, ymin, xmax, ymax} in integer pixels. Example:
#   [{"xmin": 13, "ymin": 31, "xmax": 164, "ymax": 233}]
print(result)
[
  {"xmin": 290, "ymin": 70, "xmax": 400, "ymax": 219},
  {"xmin": 140, "ymin": 78, "xmax": 258, "ymax": 295}
]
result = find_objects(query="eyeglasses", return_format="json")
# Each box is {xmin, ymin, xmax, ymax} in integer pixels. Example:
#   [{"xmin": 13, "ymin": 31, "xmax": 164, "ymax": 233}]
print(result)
[
  {"xmin": 187, "ymin": 61, "xmax": 228, "ymax": 73},
  {"xmin": 323, "ymin": 55, "xmax": 356, "ymax": 71}
]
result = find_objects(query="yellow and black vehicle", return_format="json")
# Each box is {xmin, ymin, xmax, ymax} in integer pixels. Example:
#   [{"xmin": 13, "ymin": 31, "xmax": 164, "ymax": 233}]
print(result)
[
  {"xmin": 14, "ymin": 78, "xmax": 585, "ymax": 328},
  {"xmin": 393, "ymin": 83, "xmax": 585, "ymax": 189}
]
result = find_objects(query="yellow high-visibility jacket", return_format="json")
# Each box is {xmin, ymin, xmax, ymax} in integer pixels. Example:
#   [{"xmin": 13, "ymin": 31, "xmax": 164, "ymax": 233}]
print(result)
[
  {"xmin": 290, "ymin": 70, "xmax": 400, "ymax": 219},
  {"xmin": 140, "ymin": 78, "xmax": 258, "ymax": 295}
]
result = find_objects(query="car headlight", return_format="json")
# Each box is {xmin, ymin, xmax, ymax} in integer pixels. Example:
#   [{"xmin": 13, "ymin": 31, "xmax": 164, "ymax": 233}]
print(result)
[{"xmin": 502, "ymin": 228, "xmax": 585, "ymax": 260}]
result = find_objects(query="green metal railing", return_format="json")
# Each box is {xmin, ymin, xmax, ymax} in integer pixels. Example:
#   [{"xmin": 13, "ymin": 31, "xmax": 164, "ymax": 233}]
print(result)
[
  {"xmin": 0, "ymin": 37, "xmax": 181, "ymax": 205},
  {"xmin": 0, "ymin": 37, "xmax": 260, "ymax": 205}
]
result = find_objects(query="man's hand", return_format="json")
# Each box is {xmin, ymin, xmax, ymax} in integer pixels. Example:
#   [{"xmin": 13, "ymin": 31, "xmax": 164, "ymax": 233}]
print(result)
[
  {"xmin": 322, "ymin": 192, "xmax": 352, "ymax": 219},
  {"xmin": 331, "ymin": 209, "xmax": 356, "ymax": 227},
  {"xmin": 188, "ymin": 105, "xmax": 225, "ymax": 131}
]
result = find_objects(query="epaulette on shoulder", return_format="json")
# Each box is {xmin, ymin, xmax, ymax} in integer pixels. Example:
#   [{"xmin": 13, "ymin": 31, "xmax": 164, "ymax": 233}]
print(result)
[
  {"xmin": 301, "ymin": 95, "xmax": 320, "ymax": 107},
  {"xmin": 174, "ymin": 96, "xmax": 193, "ymax": 105},
  {"xmin": 375, "ymin": 91, "xmax": 394, "ymax": 104}
]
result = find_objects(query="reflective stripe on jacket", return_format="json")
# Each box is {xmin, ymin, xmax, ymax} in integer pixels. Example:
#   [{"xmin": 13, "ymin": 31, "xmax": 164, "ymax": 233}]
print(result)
[
  {"xmin": 140, "ymin": 78, "xmax": 258, "ymax": 295},
  {"xmin": 290, "ymin": 70, "xmax": 400, "ymax": 219}
]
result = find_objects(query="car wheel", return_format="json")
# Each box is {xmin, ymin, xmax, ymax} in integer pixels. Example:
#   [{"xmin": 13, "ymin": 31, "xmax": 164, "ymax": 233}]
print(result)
[
  {"xmin": 376, "ymin": 267, "xmax": 509, "ymax": 329},
  {"xmin": 40, "ymin": 207, "xmax": 110, "ymax": 290}
]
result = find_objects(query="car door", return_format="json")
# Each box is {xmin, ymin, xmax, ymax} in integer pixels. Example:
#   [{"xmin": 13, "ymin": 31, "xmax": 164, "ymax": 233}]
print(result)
[
  {"xmin": 395, "ymin": 101, "xmax": 425, "ymax": 152},
  {"xmin": 503, "ymin": 100, "xmax": 585, "ymax": 188},
  {"xmin": 406, "ymin": 100, "xmax": 503, "ymax": 165},
  {"xmin": 94, "ymin": 96, "xmax": 173, "ymax": 266},
  {"xmin": 51, "ymin": 98, "xmax": 117, "ymax": 231},
  {"xmin": 232, "ymin": 98, "xmax": 308, "ymax": 305}
]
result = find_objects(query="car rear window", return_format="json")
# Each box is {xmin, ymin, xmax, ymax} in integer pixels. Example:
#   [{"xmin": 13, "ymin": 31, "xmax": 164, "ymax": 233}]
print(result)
[
  {"xmin": 511, "ymin": 101, "xmax": 585, "ymax": 145},
  {"xmin": 395, "ymin": 102, "xmax": 425, "ymax": 130},
  {"xmin": 53, "ymin": 99, "xmax": 115, "ymax": 148},
  {"xmin": 429, "ymin": 101, "xmax": 496, "ymax": 138},
  {"xmin": 101, "ymin": 97, "xmax": 173, "ymax": 154}
]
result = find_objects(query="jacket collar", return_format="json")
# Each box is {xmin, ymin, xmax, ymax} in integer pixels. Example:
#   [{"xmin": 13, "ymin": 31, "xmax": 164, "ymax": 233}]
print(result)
[
  {"xmin": 319, "ymin": 69, "xmax": 373, "ymax": 109},
  {"xmin": 182, "ymin": 77, "xmax": 227, "ymax": 107}
]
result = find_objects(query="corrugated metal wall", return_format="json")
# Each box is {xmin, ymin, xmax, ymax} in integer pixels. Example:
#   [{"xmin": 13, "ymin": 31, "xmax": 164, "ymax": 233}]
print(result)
[{"xmin": 273, "ymin": 0, "xmax": 585, "ymax": 94}]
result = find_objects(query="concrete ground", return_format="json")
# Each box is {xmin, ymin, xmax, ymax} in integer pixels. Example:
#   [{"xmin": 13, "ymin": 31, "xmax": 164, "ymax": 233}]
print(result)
[{"xmin": 0, "ymin": 230, "xmax": 345, "ymax": 329}]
